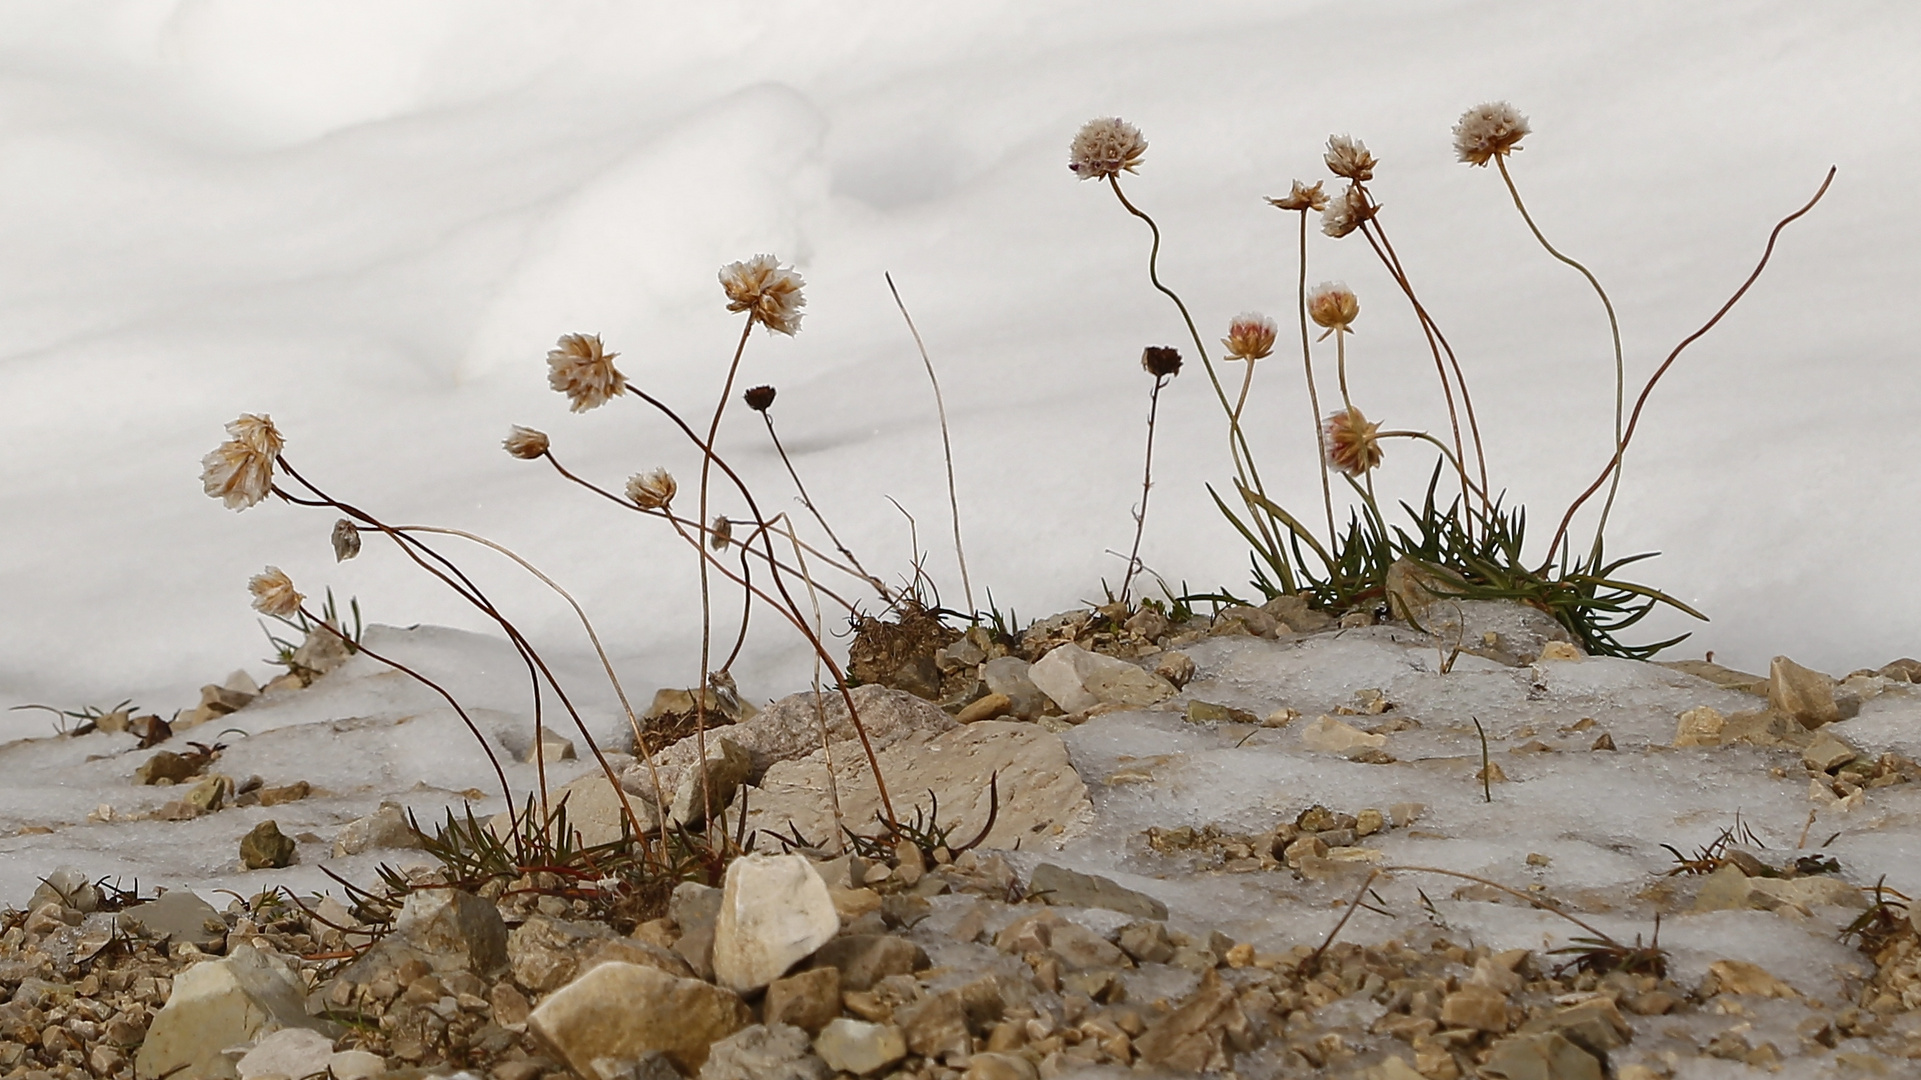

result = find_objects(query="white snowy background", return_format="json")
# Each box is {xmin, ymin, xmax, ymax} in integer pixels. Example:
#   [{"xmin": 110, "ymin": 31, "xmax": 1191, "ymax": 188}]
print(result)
[{"xmin": 2, "ymin": 0, "xmax": 1916, "ymax": 731}]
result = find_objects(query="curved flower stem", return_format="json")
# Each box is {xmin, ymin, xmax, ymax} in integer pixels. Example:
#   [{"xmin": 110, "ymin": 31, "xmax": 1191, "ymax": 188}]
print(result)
[
  {"xmin": 270, "ymin": 463, "xmax": 648, "ymax": 849},
  {"xmin": 770, "ymin": 513, "xmax": 846, "ymax": 850},
  {"xmin": 1540, "ymin": 167, "xmax": 1836, "ymax": 570},
  {"xmin": 1297, "ymin": 209, "xmax": 1338, "ymax": 549},
  {"xmin": 1108, "ymin": 174, "xmax": 1293, "ymax": 592},
  {"xmin": 760, "ymin": 411, "xmax": 891, "ymax": 602},
  {"xmin": 1334, "ymin": 328, "xmax": 1353, "ymax": 412},
  {"xmin": 886, "ymin": 273, "xmax": 973, "ymax": 617},
  {"xmin": 693, "ymin": 318, "xmax": 758, "ymax": 833},
  {"xmin": 387, "ymin": 524, "xmax": 670, "ymax": 832},
  {"xmin": 1377, "ymin": 431, "xmax": 1490, "ymax": 503},
  {"xmin": 1119, "ymin": 373, "xmax": 1169, "ymax": 604},
  {"xmin": 1495, "ymin": 154, "xmax": 1624, "ymax": 567}
]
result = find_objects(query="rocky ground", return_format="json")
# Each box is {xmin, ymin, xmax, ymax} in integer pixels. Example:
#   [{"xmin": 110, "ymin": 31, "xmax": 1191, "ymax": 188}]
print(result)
[{"xmin": 5, "ymin": 583, "xmax": 1921, "ymax": 1079}]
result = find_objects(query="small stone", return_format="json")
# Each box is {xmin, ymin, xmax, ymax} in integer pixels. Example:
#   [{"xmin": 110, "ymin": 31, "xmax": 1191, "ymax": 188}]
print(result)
[
  {"xmin": 1184, "ymin": 700, "xmax": 1258, "ymax": 725},
  {"xmin": 1521, "ymin": 997, "xmax": 1630, "ymax": 1054},
  {"xmin": 1590, "ymin": 733, "xmax": 1615, "ymax": 751},
  {"xmin": 896, "ymin": 989, "xmax": 970, "ymax": 1059},
  {"xmin": 1691, "ymin": 862, "xmax": 1754, "ymax": 912},
  {"xmin": 1479, "ymin": 1031, "xmax": 1603, "ymax": 1080},
  {"xmin": 955, "ymin": 693, "xmax": 1012, "ymax": 724},
  {"xmin": 1354, "ymin": 808, "xmax": 1385, "ymax": 837},
  {"xmin": 764, "ymin": 968, "xmax": 841, "ymax": 1033},
  {"xmin": 1117, "ymin": 920, "xmax": 1175, "ymax": 964},
  {"xmin": 1770, "ymin": 655, "xmax": 1856, "ymax": 728},
  {"xmin": 1133, "ymin": 969, "xmax": 1250, "ymax": 1072},
  {"xmin": 1028, "ymin": 863, "xmax": 1167, "ymax": 919},
  {"xmin": 200, "ymin": 681, "xmax": 257, "ymax": 716},
  {"xmin": 1388, "ymin": 802, "xmax": 1425, "ymax": 827},
  {"xmin": 323, "ymin": 1049, "xmax": 387, "ymax": 1079},
  {"xmin": 962, "ymin": 1050, "xmax": 1038, "ymax": 1080},
  {"xmin": 28, "ymin": 866, "xmax": 100, "ymax": 913},
  {"xmin": 1045, "ymin": 920, "xmax": 1128, "ymax": 971},
  {"xmin": 1746, "ymin": 875, "xmax": 1869, "ymax": 911},
  {"xmin": 254, "ymin": 781, "xmax": 312, "ymax": 806},
  {"xmin": 184, "ymin": 774, "xmax": 234, "ymax": 813},
  {"xmin": 332, "ymin": 803, "xmax": 425, "ymax": 857},
  {"xmin": 1300, "ymin": 715, "xmax": 1386, "ymax": 753},
  {"xmin": 812, "ymin": 1018, "xmax": 907, "ymax": 1076},
  {"xmin": 1705, "ymin": 959, "xmax": 1797, "ymax": 998},
  {"xmin": 979, "ymin": 657, "xmax": 1050, "ymax": 720},
  {"xmin": 394, "ymin": 888, "xmax": 508, "ymax": 975},
  {"xmin": 1029, "ymin": 642, "xmax": 1176, "ymax": 712},
  {"xmin": 697, "ymin": 1023, "xmax": 827, "ymax": 1080},
  {"xmin": 119, "ymin": 889, "xmax": 227, "ymax": 947},
  {"xmin": 1153, "ymin": 651, "xmax": 1197, "ymax": 688},
  {"xmin": 1804, "ymin": 729, "xmax": 1860, "ymax": 773},
  {"xmin": 240, "ymin": 820, "xmax": 297, "ymax": 869},
  {"xmin": 528, "ymin": 961, "xmax": 750, "ymax": 1076},
  {"xmin": 1673, "ymin": 706, "xmax": 1725, "ymax": 747},
  {"xmin": 711, "ymin": 854, "xmax": 839, "ymax": 994},
  {"xmin": 1440, "ymin": 983, "xmax": 1510, "ymax": 1032},
  {"xmin": 1538, "ymin": 641, "xmax": 1582, "ymax": 661},
  {"xmin": 235, "ymin": 1027, "xmax": 336, "ymax": 1080},
  {"xmin": 1283, "ymin": 835, "xmax": 1329, "ymax": 867},
  {"xmin": 671, "ymin": 882, "xmax": 722, "ymax": 980},
  {"xmin": 809, "ymin": 934, "xmax": 928, "ymax": 992},
  {"xmin": 137, "ymin": 750, "xmax": 203, "ymax": 785},
  {"xmin": 669, "ymin": 736, "xmax": 753, "ymax": 828},
  {"xmin": 1259, "ymin": 593, "xmax": 1334, "ymax": 631}
]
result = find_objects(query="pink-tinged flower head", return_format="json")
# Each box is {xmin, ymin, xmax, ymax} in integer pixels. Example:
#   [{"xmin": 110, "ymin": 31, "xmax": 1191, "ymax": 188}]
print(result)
[
  {"xmin": 201, "ymin": 413, "xmax": 284, "ymax": 511},
  {"xmin": 1324, "ymin": 407, "xmax": 1385, "ymax": 477},
  {"xmin": 1308, "ymin": 282, "xmax": 1360, "ymax": 335},
  {"xmin": 1324, "ymin": 135, "xmax": 1377, "ymax": 182},
  {"xmin": 720, "ymin": 255, "xmax": 806, "ymax": 335},
  {"xmin": 1069, "ymin": 117, "xmax": 1147, "ymax": 180},
  {"xmin": 1222, "ymin": 313, "xmax": 1277, "ymax": 362},
  {"xmin": 503, "ymin": 426, "xmax": 550, "ymax": 460},
  {"xmin": 1267, "ymin": 180, "xmax": 1328, "ymax": 212},
  {"xmin": 626, "ymin": 468, "xmax": 676, "ymax": 510},
  {"xmin": 547, "ymin": 334, "xmax": 625, "ymax": 412},
  {"xmin": 249, "ymin": 566, "xmax": 303, "ymax": 619},
  {"xmin": 1453, "ymin": 102, "xmax": 1530, "ymax": 166}
]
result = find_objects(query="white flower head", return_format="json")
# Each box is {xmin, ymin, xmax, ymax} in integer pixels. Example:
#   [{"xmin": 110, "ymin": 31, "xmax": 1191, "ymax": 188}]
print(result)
[
  {"xmin": 1069, "ymin": 117, "xmax": 1147, "ymax": 181},
  {"xmin": 503, "ymin": 426, "xmax": 550, "ymax": 460},
  {"xmin": 1320, "ymin": 185, "xmax": 1372, "ymax": 239},
  {"xmin": 1324, "ymin": 135, "xmax": 1377, "ymax": 182},
  {"xmin": 627, "ymin": 468, "xmax": 677, "ymax": 510},
  {"xmin": 1267, "ymin": 180, "xmax": 1328, "ymax": 213},
  {"xmin": 547, "ymin": 334, "xmax": 626, "ymax": 412},
  {"xmin": 720, "ymin": 255, "xmax": 806, "ymax": 336},
  {"xmin": 201, "ymin": 413, "xmax": 284, "ymax": 511},
  {"xmin": 1453, "ymin": 102, "xmax": 1530, "ymax": 166},
  {"xmin": 249, "ymin": 566, "xmax": 304, "ymax": 619}
]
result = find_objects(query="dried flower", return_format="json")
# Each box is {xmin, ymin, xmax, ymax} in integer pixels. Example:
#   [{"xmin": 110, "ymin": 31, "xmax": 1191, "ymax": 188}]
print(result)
[
  {"xmin": 1308, "ymin": 283, "xmax": 1360, "ymax": 335},
  {"xmin": 1069, "ymin": 117, "xmax": 1147, "ymax": 180},
  {"xmin": 1320, "ymin": 184, "xmax": 1372, "ymax": 239},
  {"xmin": 710, "ymin": 516, "xmax": 733, "ymax": 550},
  {"xmin": 331, "ymin": 519, "xmax": 361, "ymax": 562},
  {"xmin": 743, "ymin": 385, "xmax": 777, "ymax": 412},
  {"xmin": 1324, "ymin": 407, "xmax": 1385, "ymax": 477},
  {"xmin": 1324, "ymin": 135, "xmax": 1376, "ymax": 182},
  {"xmin": 1222, "ymin": 313, "xmax": 1277, "ymax": 362},
  {"xmin": 626, "ymin": 468, "xmax": 676, "ymax": 510},
  {"xmin": 547, "ymin": 334, "xmax": 625, "ymax": 412},
  {"xmin": 1453, "ymin": 101, "xmax": 1530, "ymax": 166},
  {"xmin": 1266, "ymin": 180, "xmax": 1328, "ymax": 212},
  {"xmin": 1141, "ymin": 346, "xmax": 1183, "ymax": 378},
  {"xmin": 720, "ymin": 255, "xmax": 806, "ymax": 336},
  {"xmin": 201, "ymin": 413, "xmax": 285, "ymax": 511},
  {"xmin": 248, "ymin": 566, "xmax": 303, "ymax": 619},
  {"xmin": 503, "ymin": 426, "xmax": 550, "ymax": 460}
]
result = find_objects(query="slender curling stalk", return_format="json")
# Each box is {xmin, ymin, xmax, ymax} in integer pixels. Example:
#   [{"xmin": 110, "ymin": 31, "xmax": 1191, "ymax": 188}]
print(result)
[
  {"xmin": 771, "ymin": 513, "xmax": 846, "ymax": 850},
  {"xmin": 1122, "ymin": 348, "xmax": 1181, "ymax": 603},
  {"xmin": 1296, "ymin": 209, "xmax": 1338, "ymax": 546},
  {"xmin": 693, "ymin": 318, "xmax": 758, "ymax": 836},
  {"xmin": 751, "ymin": 393, "xmax": 891, "ymax": 602},
  {"xmin": 1540, "ymin": 167, "xmax": 1836, "ymax": 570},
  {"xmin": 886, "ymin": 273, "xmax": 973, "ymax": 618},
  {"xmin": 1494, "ymin": 153, "xmax": 1624, "ymax": 565}
]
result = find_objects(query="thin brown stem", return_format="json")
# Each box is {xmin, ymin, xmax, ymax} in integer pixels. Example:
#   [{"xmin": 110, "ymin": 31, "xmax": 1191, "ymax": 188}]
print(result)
[
  {"xmin": 694, "ymin": 318, "xmax": 758, "ymax": 834},
  {"xmin": 760, "ymin": 412, "xmax": 890, "ymax": 602},
  {"xmin": 1298, "ymin": 209, "xmax": 1338, "ymax": 548},
  {"xmin": 1541, "ymin": 167, "xmax": 1836, "ymax": 570},
  {"xmin": 886, "ymin": 273, "xmax": 973, "ymax": 616},
  {"xmin": 1119, "ymin": 374, "xmax": 1168, "ymax": 603}
]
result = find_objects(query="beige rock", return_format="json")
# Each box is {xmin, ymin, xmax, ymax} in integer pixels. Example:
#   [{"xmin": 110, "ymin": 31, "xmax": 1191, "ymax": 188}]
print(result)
[
  {"xmin": 1803, "ymin": 729, "xmax": 1860, "ymax": 773},
  {"xmin": 135, "ymin": 945, "xmax": 338, "ymax": 1080},
  {"xmin": 239, "ymin": 820, "xmax": 297, "ymax": 870},
  {"xmin": 1439, "ymin": 983, "xmax": 1510, "ymax": 1033},
  {"xmin": 669, "ymin": 736, "xmax": 752, "ymax": 828},
  {"xmin": 955, "ymin": 693, "xmax": 1012, "ymax": 724},
  {"xmin": 1132, "ymin": 969, "xmax": 1251, "ymax": 1073},
  {"xmin": 1657, "ymin": 659, "xmax": 1769, "ymax": 696},
  {"xmin": 1745, "ymin": 875, "xmax": 1868, "ymax": 912},
  {"xmin": 1538, "ymin": 641, "xmax": 1582, "ymax": 661},
  {"xmin": 812, "ymin": 1018, "xmax": 906, "ymax": 1076},
  {"xmin": 1706, "ymin": 959, "xmax": 1797, "ymax": 998},
  {"xmin": 1153, "ymin": 651, "xmax": 1197, "ymax": 688},
  {"xmin": 1029, "ymin": 643, "xmax": 1176, "ymax": 712},
  {"xmin": 764, "ymin": 968, "xmax": 840, "ymax": 1034},
  {"xmin": 1673, "ymin": 706, "xmax": 1726, "ymax": 747},
  {"xmin": 394, "ymin": 888, "xmax": 507, "ymax": 975},
  {"xmin": 741, "ymin": 721, "xmax": 1091, "ymax": 851},
  {"xmin": 896, "ymin": 989, "xmax": 970, "ymax": 1059},
  {"xmin": 1480, "ymin": 1031, "xmax": 1602, "ymax": 1080},
  {"xmin": 1384, "ymin": 557, "xmax": 1467, "ymax": 625},
  {"xmin": 322, "ymin": 1050, "xmax": 386, "ymax": 1080},
  {"xmin": 1355, "ymin": 808, "xmax": 1385, "ymax": 837},
  {"xmin": 1300, "ymin": 715, "xmax": 1386, "ymax": 753},
  {"xmin": 711, "ymin": 855, "xmax": 838, "ymax": 994},
  {"xmin": 528, "ymin": 961, "xmax": 749, "ymax": 1076},
  {"xmin": 963, "ymin": 1051, "xmax": 1038, "ymax": 1080},
  {"xmin": 1769, "ymin": 655, "xmax": 1856, "ymax": 728},
  {"xmin": 698, "ymin": 1023, "xmax": 825, "ymax": 1080},
  {"xmin": 235, "ymin": 1028, "xmax": 334, "ymax": 1080},
  {"xmin": 332, "ymin": 803, "xmax": 424, "ymax": 858},
  {"xmin": 1690, "ymin": 862, "xmax": 1753, "ymax": 912}
]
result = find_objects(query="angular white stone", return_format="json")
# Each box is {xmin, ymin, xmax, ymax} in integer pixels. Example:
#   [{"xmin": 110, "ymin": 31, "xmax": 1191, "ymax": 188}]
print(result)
[
  {"xmin": 1029, "ymin": 643, "xmax": 1175, "ymax": 713},
  {"xmin": 812, "ymin": 1018, "xmax": 907, "ymax": 1076},
  {"xmin": 711, "ymin": 855, "xmax": 838, "ymax": 993},
  {"xmin": 135, "ymin": 944, "xmax": 336, "ymax": 1080},
  {"xmin": 236, "ymin": 1027, "xmax": 335, "ymax": 1080},
  {"xmin": 1300, "ymin": 715, "xmax": 1386, "ymax": 753}
]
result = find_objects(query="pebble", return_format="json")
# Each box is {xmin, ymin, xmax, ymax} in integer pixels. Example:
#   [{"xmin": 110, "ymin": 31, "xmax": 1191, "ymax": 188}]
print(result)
[
  {"xmin": 710, "ymin": 854, "xmax": 838, "ymax": 993},
  {"xmin": 811, "ymin": 1018, "xmax": 906, "ymax": 1076}
]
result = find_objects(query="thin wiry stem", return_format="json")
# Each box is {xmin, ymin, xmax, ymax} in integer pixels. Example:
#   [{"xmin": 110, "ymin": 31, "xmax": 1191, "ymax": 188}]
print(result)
[
  {"xmin": 1119, "ymin": 373, "xmax": 1169, "ymax": 604},
  {"xmin": 1541, "ymin": 167, "xmax": 1836, "ymax": 569},
  {"xmin": 1495, "ymin": 154, "xmax": 1624, "ymax": 566},
  {"xmin": 388, "ymin": 524, "xmax": 670, "ymax": 833},
  {"xmin": 1297, "ymin": 208, "xmax": 1338, "ymax": 548},
  {"xmin": 1376, "ymin": 431, "xmax": 1490, "ymax": 503},
  {"xmin": 771, "ymin": 513, "xmax": 845, "ymax": 851},
  {"xmin": 759, "ymin": 410, "xmax": 890, "ymax": 602},
  {"xmin": 694, "ymin": 318, "xmax": 758, "ymax": 834},
  {"xmin": 886, "ymin": 273, "xmax": 973, "ymax": 616}
]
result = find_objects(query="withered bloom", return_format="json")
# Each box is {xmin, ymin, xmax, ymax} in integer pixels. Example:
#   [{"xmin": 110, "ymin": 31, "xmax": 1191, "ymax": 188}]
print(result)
[
  {"xmin": 503, "ymin": 426, "xmax": 550, "ymax": 460},
  {"xmin": 710, "ymin": 516, "xmax": 733, "ymax": 550},
  {"xmin": 1324, "ymin": 407, "xmax": 1385, "ymax": 477},
  {"xmin": 743, "ymin": 385, "xmax": 777, "ymax": 412},
  {"xmin": 1324, "ymin": 135, "xmax": 1377, "ymax": 182},
  {"xmin": 201, "ymin": 413, "xmax": 284, "ymax": 511},
  {"xmin": 1141, "ymin": 346, "xmax": 1183, "ymax": 378},
  {"xmin": 1069, "ymin": 117, "xmax": 1147, "ymax": 180},
  {"xmin": 720, "ymin": 255, "xmax": 806, "ymax": 336},
  {"xmin": 546, "ymin": 334, "xmax": 626, "ymax": 412},
  {"xmin": 1266, "ymin": 180, "xmax": 1328, "ymax": 212},
  {"xmin": 331, "ymin": 519, "xmax": 361, "ymax": 562},
  {"xmin": 248, "ymin": 566, "xmax": 303, "ymax": 619},
  {"xmin": 627, "ymin": 469, "xmax": 676, "ymax": 510},
  {"xmin": 1453, "ymin": 102, "xmax": 1530, "ymax": 166}
]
